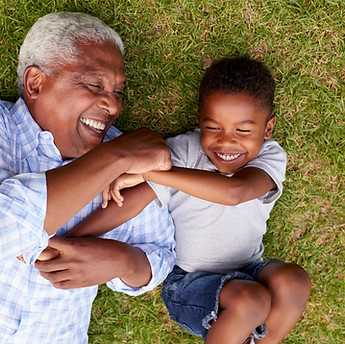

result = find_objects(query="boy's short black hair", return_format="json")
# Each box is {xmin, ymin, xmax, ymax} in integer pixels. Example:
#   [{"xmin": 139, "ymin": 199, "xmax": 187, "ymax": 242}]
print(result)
[{"xmin": 199, "ymin": 56, "xmax": 276, "ymax": 116}]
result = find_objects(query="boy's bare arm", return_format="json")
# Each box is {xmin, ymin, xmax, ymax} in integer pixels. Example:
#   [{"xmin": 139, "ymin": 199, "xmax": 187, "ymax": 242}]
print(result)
[{"xmin": 144, "ymin": 166, "xmax": 275, "ymax": 206}]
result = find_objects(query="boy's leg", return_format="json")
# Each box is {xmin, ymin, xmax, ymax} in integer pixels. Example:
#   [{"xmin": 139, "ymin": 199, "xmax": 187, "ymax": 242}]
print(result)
[
  {"xmin": 205, "ymin": 279, "xmax": 271, "ymax": 344},
  {"xmin": 255, "ymin": 261, "xmax": 311, "ymax": 344},
  {"xmin": 162, "ymin": 266, "xmax": 271, "ymax": 344}
]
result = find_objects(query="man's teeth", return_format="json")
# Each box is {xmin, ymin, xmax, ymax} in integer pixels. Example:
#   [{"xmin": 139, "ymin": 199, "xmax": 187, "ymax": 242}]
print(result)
[
  {"xmin": 216, "ymin": 152, "xmax": 240, "ymax": 161},
  {"xmin": 80, "ymin": 118, "xmax": 106, "ymax": 131}
]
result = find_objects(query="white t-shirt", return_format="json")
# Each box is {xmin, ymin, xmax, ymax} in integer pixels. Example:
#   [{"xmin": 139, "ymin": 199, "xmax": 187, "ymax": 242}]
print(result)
[{"xmin": 149, "ymin": 128, "xmax": 286, "ymax": 273}]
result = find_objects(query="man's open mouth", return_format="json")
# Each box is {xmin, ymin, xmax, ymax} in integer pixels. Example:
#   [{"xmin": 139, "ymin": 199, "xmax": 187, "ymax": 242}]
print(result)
[{"xmin": 80, "ymin": 118, "xmax": 106, "ymax": 132}]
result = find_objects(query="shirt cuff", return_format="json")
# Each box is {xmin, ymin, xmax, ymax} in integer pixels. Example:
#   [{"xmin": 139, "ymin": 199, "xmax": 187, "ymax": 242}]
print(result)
[
  {"xmin": 22, "ymin": 229, "xmax": 50, "ymax": 265},
  {"xmin": 106, "ymin": 245, "xmax": 175, "ymax": 296}
]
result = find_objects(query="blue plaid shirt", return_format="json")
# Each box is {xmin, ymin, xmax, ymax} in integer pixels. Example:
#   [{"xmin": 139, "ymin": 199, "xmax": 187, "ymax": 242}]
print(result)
[{"xmin": 0, "ymin": 98, "xmax": 176, "ymax": 343}]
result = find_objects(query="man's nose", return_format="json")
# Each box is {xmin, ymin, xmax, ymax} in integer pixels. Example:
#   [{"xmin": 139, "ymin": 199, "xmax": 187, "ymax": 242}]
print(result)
[{"xmin": 97, "ymin": 92, "xmax": 122, "ymax": 116}]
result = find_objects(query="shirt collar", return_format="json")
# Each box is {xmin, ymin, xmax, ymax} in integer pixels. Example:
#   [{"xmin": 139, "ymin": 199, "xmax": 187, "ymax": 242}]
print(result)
[
  {"xmin": 12, "ymin": 98, "xmax": 122, "ymax": 163},
  {"xmin": 12, "ymin": 98, "xmax": 62, "ymax": 161}
]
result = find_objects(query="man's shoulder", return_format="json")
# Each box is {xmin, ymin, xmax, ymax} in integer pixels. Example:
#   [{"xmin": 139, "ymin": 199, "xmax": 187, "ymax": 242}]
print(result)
[
  {"xmin": 0, "ymin": 99, "xmax": 17, "ymax": 132},
  {"xmin": 0, "ymin": 98, "xmax": 30, "ymax": 124},
  {"xmin": 104, "ymin": 125, "xmax": 122, "ymax": 141},
  {"xmin": 0, "ymin": 99, "xmax": 14, "ymax": 118}
]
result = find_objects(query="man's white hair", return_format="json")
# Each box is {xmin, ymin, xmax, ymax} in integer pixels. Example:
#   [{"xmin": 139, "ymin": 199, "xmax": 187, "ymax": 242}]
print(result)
[{"xmin": 17, "ymin": 12, "xmax": 125, "ymax": 97}]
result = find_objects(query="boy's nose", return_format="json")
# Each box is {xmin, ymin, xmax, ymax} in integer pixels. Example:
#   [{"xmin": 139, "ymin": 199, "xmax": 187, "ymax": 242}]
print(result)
[{"xmin": 218, "ymin": 131, "xmax": 236, "ymax": 145}]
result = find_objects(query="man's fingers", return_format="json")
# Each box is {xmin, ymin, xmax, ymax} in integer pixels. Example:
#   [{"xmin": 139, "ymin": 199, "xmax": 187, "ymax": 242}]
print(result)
[
  {"xmin": 38, "ymin": 270, "xmax": 73, "ymax": 289},
  {"xmin": 39, "ymin": 268, "xmax": 90, "ymax": 290},
  {"xmin": 17, "ymin": 254, "xmax": 26, "ymax": 263},
  {"xmin": 35, "ymin": 257, "xmax": 65, "ymax": 272},
  {"xmin": 46, "ymin": 235, "xmax": 70, "ymax": 251},
  {"xmin": 157, "ymin": 155, "xmax": 172, "ymax": 171}
]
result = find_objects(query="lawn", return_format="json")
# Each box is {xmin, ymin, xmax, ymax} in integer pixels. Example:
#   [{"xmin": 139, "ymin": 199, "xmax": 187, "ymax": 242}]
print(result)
[{"xmin": 0, "ymin": 0, "xmax": 344, "ymax": 343}]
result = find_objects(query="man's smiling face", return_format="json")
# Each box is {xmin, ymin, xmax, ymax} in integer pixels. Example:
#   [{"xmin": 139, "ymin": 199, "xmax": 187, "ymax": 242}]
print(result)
[{"xmin": 27, "ymin": 40, "xmax": 126, "ymax": 160}]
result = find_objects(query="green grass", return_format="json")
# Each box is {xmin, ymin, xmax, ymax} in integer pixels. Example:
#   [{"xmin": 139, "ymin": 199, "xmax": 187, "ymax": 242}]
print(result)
[{"xmin": 1, "ymin": 0, "xmax": 344, "ymax": 343}]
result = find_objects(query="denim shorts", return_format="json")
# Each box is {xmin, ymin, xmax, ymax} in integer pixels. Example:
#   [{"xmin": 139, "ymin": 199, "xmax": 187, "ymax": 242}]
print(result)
[{"xmin": 161, "ymin": 259, "xmax": 282, "ymax": 340}]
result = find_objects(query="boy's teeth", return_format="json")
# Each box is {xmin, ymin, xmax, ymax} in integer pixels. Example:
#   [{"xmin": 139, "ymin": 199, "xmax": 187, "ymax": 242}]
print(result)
[
  {"xmin": 80, "ymin": 118, "xmax": 106, "ymax": 131},
  {"xmin": 216, "ymin": 152, "xmax": 240, "ymax": 161}
]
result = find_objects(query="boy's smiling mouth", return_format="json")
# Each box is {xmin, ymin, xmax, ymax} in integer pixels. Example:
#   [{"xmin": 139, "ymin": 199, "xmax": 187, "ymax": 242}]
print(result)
[{"xmin": 215, "ymin": 152, "xmax": 241, "ymax": 161}]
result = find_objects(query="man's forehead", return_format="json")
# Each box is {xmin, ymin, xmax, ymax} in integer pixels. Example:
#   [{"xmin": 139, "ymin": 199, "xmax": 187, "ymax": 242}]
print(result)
[{"xmin": 76, "ymin": 42, "xmax": 124, "ymax": 68}]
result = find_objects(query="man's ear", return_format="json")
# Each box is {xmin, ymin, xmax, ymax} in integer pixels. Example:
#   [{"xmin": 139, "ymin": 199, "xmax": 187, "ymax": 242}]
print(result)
[
  {"xmin": 264, "ymin": 115, "xmax": 276, "ymax": 139},
  {"xmin": 23, "ymin": 66, "xmax": 44, "ymax": 99}
]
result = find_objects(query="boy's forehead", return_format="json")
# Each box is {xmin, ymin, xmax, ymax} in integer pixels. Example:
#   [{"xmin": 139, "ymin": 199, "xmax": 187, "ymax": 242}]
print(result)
[{"xmin": 200, "ymin": 91, "xmax": 269, "ymax": 119}]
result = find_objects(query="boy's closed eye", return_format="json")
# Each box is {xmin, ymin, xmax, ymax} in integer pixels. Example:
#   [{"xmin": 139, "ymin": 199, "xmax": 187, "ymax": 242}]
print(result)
[{"xmin": 236, "ymin": 128, "xmax": 251, "ymax": 134}]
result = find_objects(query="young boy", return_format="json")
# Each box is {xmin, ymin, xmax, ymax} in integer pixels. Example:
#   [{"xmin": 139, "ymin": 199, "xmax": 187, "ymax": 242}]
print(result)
[{"xmin": 43, "ymin": 57, "xmax": 311, "ymax": 344}]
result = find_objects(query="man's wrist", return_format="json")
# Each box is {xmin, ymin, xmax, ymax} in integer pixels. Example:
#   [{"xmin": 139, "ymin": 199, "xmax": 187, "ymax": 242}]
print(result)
[{"xmin": 101, "ymin": 141, "xmax": 133, "ymax": 177}]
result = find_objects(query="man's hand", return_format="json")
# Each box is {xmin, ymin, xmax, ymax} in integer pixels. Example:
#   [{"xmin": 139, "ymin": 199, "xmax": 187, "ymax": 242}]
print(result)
[
  {"xmin": 111, "ymin": 128, "xmax": 171, "ymax": 174},
  {"xmin": 36, "ymin": 246, "xmax": 60, "ymax": 261},
  {"xmin": 34, "ymin": 236, "xmax": 151, "ymax": 289}
]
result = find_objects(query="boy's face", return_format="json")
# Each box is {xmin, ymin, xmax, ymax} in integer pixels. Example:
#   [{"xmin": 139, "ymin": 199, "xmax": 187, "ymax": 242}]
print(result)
[
  {"xmin": 26, "ymin": 41, "xmax": 126, "ymax": 160},
  {"xmin": 199, "ymin": 92, "xmax": 276, "ymax": 174}
]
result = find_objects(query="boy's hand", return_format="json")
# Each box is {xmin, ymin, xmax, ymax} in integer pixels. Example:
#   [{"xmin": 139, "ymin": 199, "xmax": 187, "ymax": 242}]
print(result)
[
  {"xmin": 102, "ymin": 173, "xmax": 145, "ymax": 208},
  {"xmin": 101, "ymin": 186, "xmax": 112, "ymax": 209}
]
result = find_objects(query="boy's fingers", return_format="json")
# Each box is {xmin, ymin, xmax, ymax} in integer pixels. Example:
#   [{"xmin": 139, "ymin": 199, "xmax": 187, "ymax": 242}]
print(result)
[
  {"xmin": 110, "ymin": 189, "xmax": 124, "ymax": 207},
  {"xmin": 101, "ymin": 188, "xmax": 111, "ymax": 209},
  {"xmin": 101, "ymin": 197, "xmax": 109, "ymax": 209}
]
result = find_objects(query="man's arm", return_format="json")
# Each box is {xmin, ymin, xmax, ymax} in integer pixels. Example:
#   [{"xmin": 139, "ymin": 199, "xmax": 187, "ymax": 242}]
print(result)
[
  {"xmin": 44, "ymin": 128, "xmax": 170, "ymax": 235},
  {"xmin": 35, "ymin": 236, "xmax": 152, "ymax": 289},
  {"xmin": 35, "ymin": 194, "xmax": 175, "ymax": 291}
]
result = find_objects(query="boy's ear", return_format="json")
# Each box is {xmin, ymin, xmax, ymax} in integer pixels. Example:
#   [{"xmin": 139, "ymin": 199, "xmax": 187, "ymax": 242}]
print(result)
[
  {"xmin": 264, "ymin": 115, "xmax": 276, "ymax": 139},
  {"xmin": 23, "ymin": 66, "xmax": 44, "ymax": 99}
]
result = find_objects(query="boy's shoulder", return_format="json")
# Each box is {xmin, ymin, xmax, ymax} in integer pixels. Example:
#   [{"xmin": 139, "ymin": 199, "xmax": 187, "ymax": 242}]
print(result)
[
  {"xmin": 259, "ymin": 139, "xmax": 286, "ymax": 163},
  {"xmin": 246, "ymin": 139, "xmax": 287, "ymax": 202},
  {"xmin": 166, "ymin": 128, "xmax": 208, "ymax": 169},
  {"xmin": 166, "ymin": 128, "xmax": 202, "ymax": 157},
  {"xmin": 247, "ymin": 139, "xmax": 286, "ymax": 172},
  {"xmin": 166, "ymin": 128, "xmax": 201, "ymax": 144},
  {"xmin": 260, "ymin": 139, "xmax": 286, "ymax": 154}
]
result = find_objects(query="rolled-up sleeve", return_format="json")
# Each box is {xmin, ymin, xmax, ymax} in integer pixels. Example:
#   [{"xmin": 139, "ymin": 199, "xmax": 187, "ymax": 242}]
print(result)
[
  {"xmin": 0, "ymin": 173, "xmax": 48, "ymax": 262},
  {"xmin": 105, "ymin": 202, "xmax": 176, "ymax": 296}
]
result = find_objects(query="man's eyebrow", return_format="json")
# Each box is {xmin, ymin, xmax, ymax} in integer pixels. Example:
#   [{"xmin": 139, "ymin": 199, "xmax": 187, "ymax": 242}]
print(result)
[{"xmin": 81, "ymin": 71, "xmax": 126, "ymax": 87}]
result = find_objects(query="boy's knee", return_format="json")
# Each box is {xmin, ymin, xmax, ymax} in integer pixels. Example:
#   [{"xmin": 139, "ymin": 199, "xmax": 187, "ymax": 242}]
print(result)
[
  {"xmin": 264, "ymin": 263, "xmax": 311, "ymax": 306},
  {"xmin": 220, "ymin": 280, "xmax": 271, "ymax": 322}
]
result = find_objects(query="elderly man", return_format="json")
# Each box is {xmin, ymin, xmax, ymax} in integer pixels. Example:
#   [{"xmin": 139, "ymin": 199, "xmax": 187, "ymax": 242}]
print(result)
[{"xmin": 0, "ymin": 12, "xmax": 175, "ymax": 342}]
